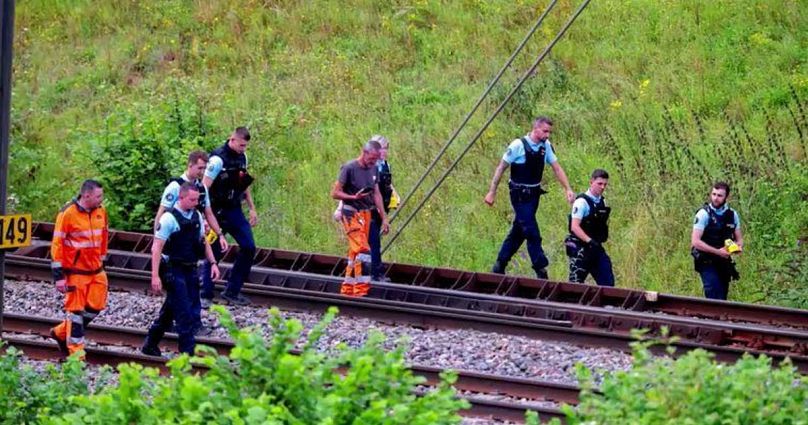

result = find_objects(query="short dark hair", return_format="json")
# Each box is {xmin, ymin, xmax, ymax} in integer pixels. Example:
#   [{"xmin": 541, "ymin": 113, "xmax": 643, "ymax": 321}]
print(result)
[
  {"xmin": 188, "ymin": 150, "xmax": 209, "ymax": 165},
  {"xmin": 80, "ymin": 179, "xmax": 102, "ymax": 194},
  {"xmin": 591, "ymin": 169, "xmax": 609, "ymax": 180},
  {"xmin": 233, "ymin": 126, "xmax": 251, "ymax": 141},
  {"xmin": 713, "ymin": 181, "xmax": 730, "ymax": 195},
  {"xmin": 363, "ymin": 139, "xmax": 382, "ymax": 153},
  {"xmin": 179, "ymin": 182, "xmax": 199, "ymax": 196},
  {"xmin": 533, "ymin": 116, "xmax": 553, "ymax": 127}
]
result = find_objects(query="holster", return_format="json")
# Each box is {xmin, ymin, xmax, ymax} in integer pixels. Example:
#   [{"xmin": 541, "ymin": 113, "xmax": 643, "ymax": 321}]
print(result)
[
  {"xmin": 159, "ymin": 261, "xmax": 176, "ymax": 291},
  {"xmin": 564, "ymin": 235, "xmax": 582, "ymax": 258},
  {"xmin": 509, "ymin": 183, "xmax": 547, "ymax": 203}
]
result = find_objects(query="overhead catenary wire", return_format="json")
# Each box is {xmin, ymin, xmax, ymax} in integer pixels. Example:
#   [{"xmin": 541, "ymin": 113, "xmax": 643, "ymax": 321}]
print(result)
[
  {"xmin": 383, "ymin": 0, "xmax": 592, "ymax": 255},
  {"xmin": 390, "ymin": 0, "xmax": 560, "ymax": 224}
]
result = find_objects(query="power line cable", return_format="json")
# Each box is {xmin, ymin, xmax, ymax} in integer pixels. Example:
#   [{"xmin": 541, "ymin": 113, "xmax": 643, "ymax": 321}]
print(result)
[
  {"xmin": 383, "ymin": 0, "xmax": 592, "ymax": 254},
  {"xmin": 391, "ymin": 0, "xmax": 559, "ymax": 223}
]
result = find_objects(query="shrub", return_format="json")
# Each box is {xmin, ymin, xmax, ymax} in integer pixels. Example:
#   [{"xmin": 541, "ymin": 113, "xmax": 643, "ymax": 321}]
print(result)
[
  {"xmin": 0, "ymin": 345, "xmax": 103, "ymax": 424},
  {"xmin": 86, "ymin": 84, "xmax": 220, "ymax": 231},
  {"xmin": 43, "ymin": 306, "xmax": 468, "ymax": 424},
  {"xmin": 562, "ymin": 338, "xmax": 808, "ymax": 424}
]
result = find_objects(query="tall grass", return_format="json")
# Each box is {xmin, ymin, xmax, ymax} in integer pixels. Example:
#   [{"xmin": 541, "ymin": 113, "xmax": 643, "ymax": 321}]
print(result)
[{"xmin": 10, "ymin": 0, "xmax": 807, "ymax": 305}]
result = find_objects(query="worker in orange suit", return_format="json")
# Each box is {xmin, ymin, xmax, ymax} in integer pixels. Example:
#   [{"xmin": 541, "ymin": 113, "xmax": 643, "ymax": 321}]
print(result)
[
  {"xmin": 49, "ymin": 179, "xmax": 109, "ymax": 358},
  {"xmin": 331, "ymin": 139, "xmax": 389, "ymax": 297}
]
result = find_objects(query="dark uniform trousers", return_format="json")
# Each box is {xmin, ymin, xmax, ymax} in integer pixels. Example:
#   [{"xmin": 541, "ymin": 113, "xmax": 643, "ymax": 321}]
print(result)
[
  {"xmin": 697, "ymin": 260, "xmax": 737, "ymax": 300},
  {"xmin": 200, "ymin": 206, "xmax": 256, "ymax": 300},
  {"xmin": 145, "ymin": 262, "xmax": 199, "ymax": 355},
  {"xmin": 369, "ymin": 211, "xmax": 384, "ymax": 280},
  {"xmin": 496, "ymin": 186, "xmax": 549, "ymax": 272},
  {"xmin": 567, "ymin": 243, "xmax": 615, "ymax": 286}
]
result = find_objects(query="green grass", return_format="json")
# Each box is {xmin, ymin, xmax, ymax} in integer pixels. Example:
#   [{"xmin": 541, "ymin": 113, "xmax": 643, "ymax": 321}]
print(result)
[{"xmin": 9, "ymin": 0, "xmax": 807, "ymax": 306}]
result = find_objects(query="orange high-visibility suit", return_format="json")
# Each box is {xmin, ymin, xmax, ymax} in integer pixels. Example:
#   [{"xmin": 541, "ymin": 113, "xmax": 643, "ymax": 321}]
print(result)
[
  {"xmin": 50, "ymin": 200, "xmax": 109, "ymax": 356},
  {"xmin": 340, "ymin": 208, "xmax": 372, "ymax": 297}
]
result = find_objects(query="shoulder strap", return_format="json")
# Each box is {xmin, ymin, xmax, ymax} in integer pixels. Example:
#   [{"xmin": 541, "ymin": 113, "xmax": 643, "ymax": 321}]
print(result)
[
  {"xmin": 520, "ymin": 137, "xmax": 531, "ymax": 153},
  {"xmin": 576, "ymin": 193, "xmax": 596, "ymax": 210}
]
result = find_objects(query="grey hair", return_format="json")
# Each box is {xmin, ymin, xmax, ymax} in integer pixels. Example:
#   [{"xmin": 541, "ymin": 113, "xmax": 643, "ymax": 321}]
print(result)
[
  {"xmin": 369, "ymin": 134, "xmax": 388, "ymax": 147},
  {"xmin": 533, "ymin": 116, "xmax": 553, "ymax": 127}
]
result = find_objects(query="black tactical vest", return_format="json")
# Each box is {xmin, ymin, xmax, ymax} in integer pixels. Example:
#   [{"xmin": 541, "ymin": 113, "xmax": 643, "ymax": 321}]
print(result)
[
  {"xmin": 163, "ymin": 208, "xmax": 205, "ymax": 264},
  {"xmin": 377, "ymin": 161, "xmax": 393, "ymax": 211},
  {"xmin": 698, "ymin": 204, "xmax": 737, "ymax": 249},
  {"xmin": 209, "ymin": 143, "xmax": 253, "ymax": 209},
  {"xmin": 510, "ymin": 137, "xmax": 546, "ymax": 186},
  {"xmin": 568, "ymin": 194, "xmax": 611, "ymax": 243},
  {"xmin": 169, "ymin": 177, "xmax": 206, "ymax": 214}
]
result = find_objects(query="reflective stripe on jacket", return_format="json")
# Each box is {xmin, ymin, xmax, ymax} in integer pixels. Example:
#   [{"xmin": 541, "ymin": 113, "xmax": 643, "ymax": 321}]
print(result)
[{"xmin": 51, "ymin": 200, "xmax": 108, "ymax": 275}]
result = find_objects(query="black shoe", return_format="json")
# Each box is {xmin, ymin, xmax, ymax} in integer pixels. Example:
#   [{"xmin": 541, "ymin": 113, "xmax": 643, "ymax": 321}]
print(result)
[
  {"xmin": 49, "ymin": 330, "xmax": 69, "ymax": 357},
  {"xmin": 140, "ymin": 344, "xmax": 162, "ymax": 357},
  {"xmin": 534, "ymin": 268, "xmax": 548, "ymax": 279},
  {"xmin": 221, "ymin": 292, "xmax": 250, "ymax": 306},
  {"xmin": 193, "ymin": 325, "xmax": 213, "ymax": 337},
  {"xmin": 491, "ymin": 260, "xmax": 506, "ymax": 274}
]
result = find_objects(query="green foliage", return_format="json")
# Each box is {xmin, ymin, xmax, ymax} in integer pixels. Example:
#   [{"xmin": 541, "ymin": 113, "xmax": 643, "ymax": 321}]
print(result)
[
  {"xmin": 83, "ymin": 81, "xmax": 220, "ymax": 231},
  {"xmin": 42, "ymin": 306, "xmax": 467, "ymax": 424},
  {"xmin": 564, "ymin": 339, "xmax": 808, "ymax": 424},
  {"xmin": 0, "ymin": 343, "xmax": 104, "ymax": 424},
  {"xmin": 10, "ymin": 0, "xmax": 808, "ymax": 304}
]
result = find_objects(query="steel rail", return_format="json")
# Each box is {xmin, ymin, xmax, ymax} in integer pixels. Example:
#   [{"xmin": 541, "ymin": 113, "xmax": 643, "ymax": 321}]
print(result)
[
  {"xmin": 2, "ymin": 312, "xmax": 582, "ymax": 406},
  {"xmin": 14, "ymin": 245, "xmax": 808, "ymax": 355},
  {"xmin": 10, "ymin": 244, "xmax": 808, "ymax": 357},
  {"xmin": 6, "ymin": 252, "xmax": 808, "ymax": 373},
  {"xmin": 1, "ymin": 331, "xmax": 565, "ymax": 422},
  {"xmin": 27, "ymin": 222, "xmax": 808, "ymax": 331}
]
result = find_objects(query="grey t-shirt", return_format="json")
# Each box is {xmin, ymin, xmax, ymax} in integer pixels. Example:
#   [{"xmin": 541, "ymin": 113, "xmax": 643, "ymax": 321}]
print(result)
[{"xmin": 338, "ymin": 159, "xmax": 379, "ymax": 211}]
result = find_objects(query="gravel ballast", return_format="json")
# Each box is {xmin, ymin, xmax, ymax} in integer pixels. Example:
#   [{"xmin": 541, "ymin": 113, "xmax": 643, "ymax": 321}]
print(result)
[{"xmin": 4, "ymin": 278, "xmax": 633, "ymax": 385}]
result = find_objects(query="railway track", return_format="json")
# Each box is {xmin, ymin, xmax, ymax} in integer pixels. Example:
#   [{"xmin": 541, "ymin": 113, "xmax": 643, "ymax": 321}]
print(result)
[
  {"xmin": 8, "ymin": 243, "xmax": 808, "ymax": 373},
  {"xmin": 26, "ymin": 222, "xmax": 808, "ymax": 331},
  {"xmin": 2, "ymin": 314, "xmax": 573, "ymax": 423}
]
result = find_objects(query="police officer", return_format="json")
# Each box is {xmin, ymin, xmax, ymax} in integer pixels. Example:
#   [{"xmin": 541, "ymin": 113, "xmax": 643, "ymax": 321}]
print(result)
[
  {"xmin": 142, "ymin": 183, "xmax": 220, "ymax": 356},
  {"xmin": 484, "ymin": 116, "xmax": 575, "ymax": 279},
  {"xmin": 369, "ymin": 135, "xmax": 398, "ymax": 281},
  {"xmin": 155, "ymin": 151, "xmax": 228, "ymax": 328},
  {"xmin": 202, "ymin": 127, "xmax": 256, "ymax": 306},
  {"xmin": 691, "ymin": 181, "xmax": 743, "ymax": 300},
  {"xmin": 564, "ymin": 169, "xmax": 614, "ymax": 286}
]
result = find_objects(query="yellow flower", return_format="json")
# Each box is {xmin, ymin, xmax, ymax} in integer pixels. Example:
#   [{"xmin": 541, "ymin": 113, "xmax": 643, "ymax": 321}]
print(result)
[
  {"xmin": 610, "ymin": 100, "xmax": 622, "ymax": 110},
  {"xmin": 749, "ymin": 32, "xmax": 772, "ymax": 46},
  {"xmin": 639, "ymin": 79, "xmax": 650, "ymax": 96}
]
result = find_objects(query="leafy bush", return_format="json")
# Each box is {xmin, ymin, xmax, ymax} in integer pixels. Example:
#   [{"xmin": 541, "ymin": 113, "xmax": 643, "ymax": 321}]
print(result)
[
  {"xmin": 41, "ymin": 306, "xmax": 467, "ymax": 424},
  {"xmin": 0, "ymin": 345, "xmax": 103, "ymax": 424},
  {"xmin": 562, "ymin": 339, "xmax": 808, "ymax": 424},
  {"xmin": 86, "ymin": 83, "xmax": 220, "ymax": 231}
]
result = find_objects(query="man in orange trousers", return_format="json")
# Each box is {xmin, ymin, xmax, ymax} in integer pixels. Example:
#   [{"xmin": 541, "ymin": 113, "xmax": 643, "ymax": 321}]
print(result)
[
  {"xmin": 50, "ymin": 179, "xmax": 109, "ymax": 358},
  {"xmin": 331, "ymin": 139, "xmax": 390, "ymax": 297}
]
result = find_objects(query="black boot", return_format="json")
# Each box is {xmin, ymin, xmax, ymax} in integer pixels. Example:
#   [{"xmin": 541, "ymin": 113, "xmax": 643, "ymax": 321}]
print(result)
[
  {"xmin": 491, "ymin": 260, "xmax": 507, "ymax": 274},
  {"xmin": 140, "ymin": 343, "xmax": 162, "ymax": 357},
  {"xmin": 533, "ymin": 267, "xmax": 548, "ymax": 280}
]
